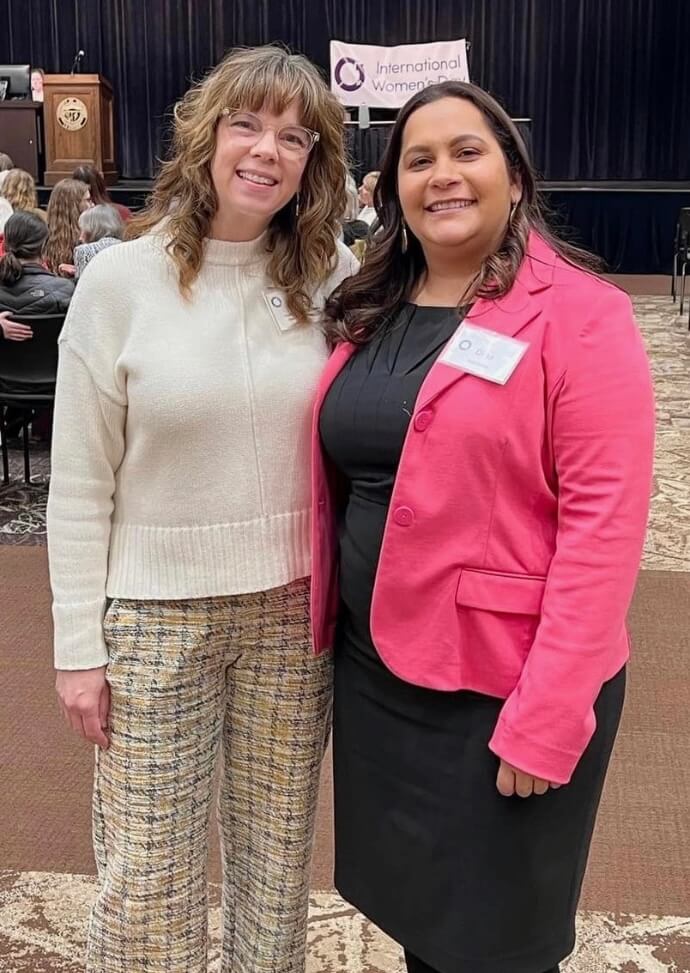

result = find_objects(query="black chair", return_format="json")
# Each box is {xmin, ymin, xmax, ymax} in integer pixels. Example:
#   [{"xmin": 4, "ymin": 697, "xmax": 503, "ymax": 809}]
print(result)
[
  {"xmin": 342, "ymin": 219, "xmax": 370, "ymax": 247},
  {"xmin": 672, "ymin": 207, "xmax": 690, "ymax": 307},
  {"xmin": 0, "ymin": 312, "xmax": 65, "ymax": 484}
]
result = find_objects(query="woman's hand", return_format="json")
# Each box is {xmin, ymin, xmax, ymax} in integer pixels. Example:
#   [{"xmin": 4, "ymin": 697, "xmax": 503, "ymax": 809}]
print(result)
[
  {"xmin": 56, "ymin": 667, "xmax": 110, "ymax": 749},
  {"xmin": 496, "ymin": 759, "xmax": 561, "ymax": 798},
  {"xmin": 58, "ymin": 262, "xmax": 76, "ymax": 278},
  {"xmin": 0, "ymin": 311, "xmax": 33, "ymax": 341}
]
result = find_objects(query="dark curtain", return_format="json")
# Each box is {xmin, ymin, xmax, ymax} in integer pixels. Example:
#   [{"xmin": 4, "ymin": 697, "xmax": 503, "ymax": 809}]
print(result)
[
  {"xmin": 0, "ymin": 0, "xmax": 688, "ymax": 182},
  {"xmin": 346, "ymin": 121, "xmax": 532, "ymax": 182},
  {"xmin": 543, "ymin": 189, "xmax": 688, "ymax": 275}
]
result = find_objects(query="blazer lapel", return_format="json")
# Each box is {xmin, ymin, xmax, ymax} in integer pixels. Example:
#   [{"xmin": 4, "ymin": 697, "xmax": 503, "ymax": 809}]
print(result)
[{"xmin": 416, "ymin": 233, "xmax": 557, "ymax": 411}]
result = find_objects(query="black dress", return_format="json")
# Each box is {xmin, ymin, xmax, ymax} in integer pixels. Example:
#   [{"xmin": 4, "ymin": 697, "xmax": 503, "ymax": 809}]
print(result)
[{"xmin": 318, "ymin": 304, "xmax": 625, "ymax": 973}]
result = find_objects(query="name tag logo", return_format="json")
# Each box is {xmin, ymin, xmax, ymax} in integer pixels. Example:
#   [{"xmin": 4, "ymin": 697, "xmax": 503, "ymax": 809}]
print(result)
[
  {"xmin": 439, "ymin": 323, "xmax": 529, "ymax": 385},
  {"xmin": 263, "ymin": 289, "xmax": 299, "ymax": 332}
]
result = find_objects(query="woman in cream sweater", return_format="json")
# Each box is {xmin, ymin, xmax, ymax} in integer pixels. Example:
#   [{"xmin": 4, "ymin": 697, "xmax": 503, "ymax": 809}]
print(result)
[{"xmin": 47, "ymin": 45, "xmax": 356, "ymax": 973}]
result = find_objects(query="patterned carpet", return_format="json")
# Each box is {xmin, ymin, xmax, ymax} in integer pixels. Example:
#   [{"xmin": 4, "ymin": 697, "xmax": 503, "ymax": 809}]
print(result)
[
  {"xmin": 0, "ymin": 443, "xmax": 49, "ymax": 545},
  {"xmin": 2, "ymin": 872, "xmax": 689, "ymax": 973},
  {"xmin": 1, "ymin": 293, "xmax": 689, "ymax": 972}
]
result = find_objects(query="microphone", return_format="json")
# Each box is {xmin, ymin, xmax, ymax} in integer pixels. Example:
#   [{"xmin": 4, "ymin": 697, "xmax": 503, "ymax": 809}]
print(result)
[{"xmin": 70, "ymin": 49, "xmax": 85, "ymax": 75}]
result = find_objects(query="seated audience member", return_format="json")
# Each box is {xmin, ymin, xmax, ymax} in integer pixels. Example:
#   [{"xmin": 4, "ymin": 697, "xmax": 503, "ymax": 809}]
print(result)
[
  {"xmin": 0, "ymin": 196, "xmax": 12, "ymax": 233},
  {"xmin": 1, "ymin": 169, "xmax": 45, "ymax": 221},
  {"xmin": 342, "ymin": 219, "xmax": 369, "ymax": 247},
  {"xmin": 44, "ymin": 178, "xmax": 92, "ymax": 276},
  {"xmin": 341, "ymin": 173, "xmax": 370, "ymax": 253},
  {"xmin": 343, "ymin": 174, "xmax": 360, "ymax": 222},
  {"xmin": 348, "ymin": 235, "xmax": 367, "ymax": 263},
  {"xmin": 0, "ymin": 152, "xmax": 14, "ymax": 190},
  {"xmin": 0, "ymin": 211, "xmax": 74, "ymax": 314},
  {"xmin": 0, "ymin": 311, "xmax": 33, "ymax": 341},
  {"xmin": 358, "ymin": 170, "xmax": 380, "ymax": 225},
  {"xmin": 74, "ymin": 204, "xmax": 123, "ymax": 278},
  {"xmin": 72, "ymin": 164, "xmax": 133, "ymax": 222},
  {"xmin": 0, "ymin": 164, "xmax": 17, "ymax": 254}
]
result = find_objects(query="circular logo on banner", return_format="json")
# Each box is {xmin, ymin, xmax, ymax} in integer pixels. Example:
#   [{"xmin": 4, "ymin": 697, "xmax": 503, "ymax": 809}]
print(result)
[
  {"xmin": 335, "ymin": 57, "xmax": 365, "ymax": 93},
  {"xmin": 56, "ymin": 97, "xmax": 89, "ymax": 131}
]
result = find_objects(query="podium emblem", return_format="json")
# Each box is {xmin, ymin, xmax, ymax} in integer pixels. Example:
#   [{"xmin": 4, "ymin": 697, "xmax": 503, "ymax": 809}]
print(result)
[{"xmin": 57, "ymin": 97, "xmax": 89, "ymax": 131}]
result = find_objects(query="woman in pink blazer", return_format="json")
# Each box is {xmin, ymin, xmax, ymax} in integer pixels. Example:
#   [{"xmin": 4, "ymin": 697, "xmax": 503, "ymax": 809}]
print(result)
[{"xmin": 312, "ymin": 82, "xmax": 654, "ymax": 973}]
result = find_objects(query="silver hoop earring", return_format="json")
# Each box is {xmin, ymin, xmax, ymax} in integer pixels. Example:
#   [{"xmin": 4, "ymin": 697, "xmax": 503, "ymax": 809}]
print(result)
[{"xmin": 509, "ymin": 200, "xmax": 518, "ymax": 228}]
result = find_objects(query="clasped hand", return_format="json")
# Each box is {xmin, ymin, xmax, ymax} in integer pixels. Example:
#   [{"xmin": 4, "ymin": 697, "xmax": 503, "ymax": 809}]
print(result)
[
  {"xmin": 0, "ymin": 311, "xmax": 33, "ymax": 342},
  {"xmin": 496, "ymin": 759, "xmax": 562, "ymax": 798}
]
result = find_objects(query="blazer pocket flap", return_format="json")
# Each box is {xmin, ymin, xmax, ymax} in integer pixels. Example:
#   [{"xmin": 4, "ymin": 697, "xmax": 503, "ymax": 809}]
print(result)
[{"xmin": 456, "ymin": 569, "xmax": 546, "ymax": 615}]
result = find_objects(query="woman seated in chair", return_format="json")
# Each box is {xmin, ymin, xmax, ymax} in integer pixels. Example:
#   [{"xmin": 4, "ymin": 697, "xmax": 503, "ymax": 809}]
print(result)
[
  {"xmin": 0, "ymin": 168, "xmax": 46, "ymax": 222},
  {"xmin": 72, "ymin": 164, "xmax": 133, "ymax": 223},
  {"xmin": 341, "ymin": 173, "xmax": 371, "ymax": 257},
  {"xmin": 44, "ymin": 178, "xmax": 92, "ymax": 278},
  {"xmin": 0, "ymin": 211, "xmax": 75, "ymax": 315},
  {"xmin": 74, "ymin": 203, "xmax": 124, "ymax": 280}
]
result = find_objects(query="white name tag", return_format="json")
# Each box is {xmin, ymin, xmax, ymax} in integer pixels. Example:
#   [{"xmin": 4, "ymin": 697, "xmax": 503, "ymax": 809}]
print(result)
[
  {"xmin": 439, "ymin": 323, "xmax": 529, "ymax": 385},
  {"xmin": 264, "ymin": 289, "xmax": 297, "ymax": 332}
]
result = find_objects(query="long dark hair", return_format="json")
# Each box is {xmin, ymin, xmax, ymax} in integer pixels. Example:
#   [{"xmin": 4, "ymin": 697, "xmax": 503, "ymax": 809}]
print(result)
[
  {"xmin": 0, "ymin": 211, "xmax": 49, "ymax": 286},
  {"xmin": 72, "ymin": 164, "xmax": 110, "ymax": 205},
  {"xmin": 325, "ymin": 81, "xmax": 600, "ymax": 345}
]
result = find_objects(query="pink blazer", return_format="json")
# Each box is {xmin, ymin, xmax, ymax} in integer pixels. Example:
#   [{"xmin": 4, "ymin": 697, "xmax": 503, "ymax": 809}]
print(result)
[{"xmin": 310, "ymin": 234, "xmax": 655, "ymax": 784}]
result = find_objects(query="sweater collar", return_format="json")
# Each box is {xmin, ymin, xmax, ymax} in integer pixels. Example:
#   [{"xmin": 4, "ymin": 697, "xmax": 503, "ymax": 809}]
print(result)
[{"xmin": 202, "ymin": 232, "xmax": 269, "ymax": 267}]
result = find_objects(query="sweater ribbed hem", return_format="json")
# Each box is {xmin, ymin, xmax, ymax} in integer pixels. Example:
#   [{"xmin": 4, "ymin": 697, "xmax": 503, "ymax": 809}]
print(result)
[
  {"xmin": 105, "ymin": 509, "xmax": 312, "ymax": 599},
  {"xmin": 53, "ymin": 510, "xmax": 312, "ymax": 669}
]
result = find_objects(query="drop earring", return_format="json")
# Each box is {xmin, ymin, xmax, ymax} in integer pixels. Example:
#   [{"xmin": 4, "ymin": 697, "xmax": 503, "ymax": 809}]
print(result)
[
  {"xmin": 401, "ymin": 221, "xmax": 408, "ymax": 253},
  {"xmin": 295, "ymin": 192, "xmax": 301, "ymax": 219}
]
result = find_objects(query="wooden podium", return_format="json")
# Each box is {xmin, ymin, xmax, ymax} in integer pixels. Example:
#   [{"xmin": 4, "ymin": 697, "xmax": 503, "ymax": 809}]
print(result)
[
  {"xmin": 42, "ymin": 74, "xmax": 117, "ymax": 186},
  {"xmin": 0, "ymin": 101, "xmax": 43, "ymax": 181}
]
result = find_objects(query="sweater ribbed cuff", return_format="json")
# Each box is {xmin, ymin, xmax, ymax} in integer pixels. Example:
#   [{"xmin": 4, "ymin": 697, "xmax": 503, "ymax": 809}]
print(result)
[{"xmin": 53, "ymin": 598, "xmax": 109, "ymax": 670}]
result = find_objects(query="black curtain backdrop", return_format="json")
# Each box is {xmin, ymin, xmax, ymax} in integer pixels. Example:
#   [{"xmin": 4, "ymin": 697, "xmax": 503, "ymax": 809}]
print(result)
[{"xmin": 0, "ymin": 0, "xmax": 688, "ymax": 183}]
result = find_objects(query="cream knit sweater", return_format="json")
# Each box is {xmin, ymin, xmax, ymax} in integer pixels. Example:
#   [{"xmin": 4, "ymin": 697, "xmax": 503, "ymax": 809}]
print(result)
[{"xmin": 47, "ymin": 231, "xmax": 357, "ymax": 670}]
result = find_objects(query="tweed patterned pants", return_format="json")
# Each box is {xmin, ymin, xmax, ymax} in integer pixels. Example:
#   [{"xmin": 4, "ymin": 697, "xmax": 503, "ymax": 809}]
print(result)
[{"xmin": 87, "ymin": 578, "xmax": 332, "ymax": 973}]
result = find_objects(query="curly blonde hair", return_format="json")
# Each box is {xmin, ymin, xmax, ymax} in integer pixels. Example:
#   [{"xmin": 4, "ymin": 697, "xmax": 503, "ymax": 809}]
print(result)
[
  {"xmin": 44, "ymin": 178, "xmax": 89, "ymax": 273},
  {"xmin": 128, "ymin": 45, "xmax": 349, "ymax": 323},
  {"xmin": 2, "ymin": 168, "xmax": 40, "ymax": 212}
]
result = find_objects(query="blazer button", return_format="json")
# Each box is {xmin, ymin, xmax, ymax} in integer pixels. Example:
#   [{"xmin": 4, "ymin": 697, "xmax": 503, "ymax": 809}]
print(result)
[
  {"xmin": 414, "ymin": 409, "xmax": 433, "ymax": 431},
  {"xmin": 393, "ymin": 506, "xmax": 415, "ymax": 526}
]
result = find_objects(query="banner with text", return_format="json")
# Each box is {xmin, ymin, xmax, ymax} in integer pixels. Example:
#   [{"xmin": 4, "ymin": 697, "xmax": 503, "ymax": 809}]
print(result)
[{"xmin": 330, "ymin": 39, "xmax": 469, "ymax": 109}]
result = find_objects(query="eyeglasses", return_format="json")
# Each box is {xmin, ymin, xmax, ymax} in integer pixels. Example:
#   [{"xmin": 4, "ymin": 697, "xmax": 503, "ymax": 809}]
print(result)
[{"xmin": 219, "ymin": 109, "xmax": 320, "ymax": 157}]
